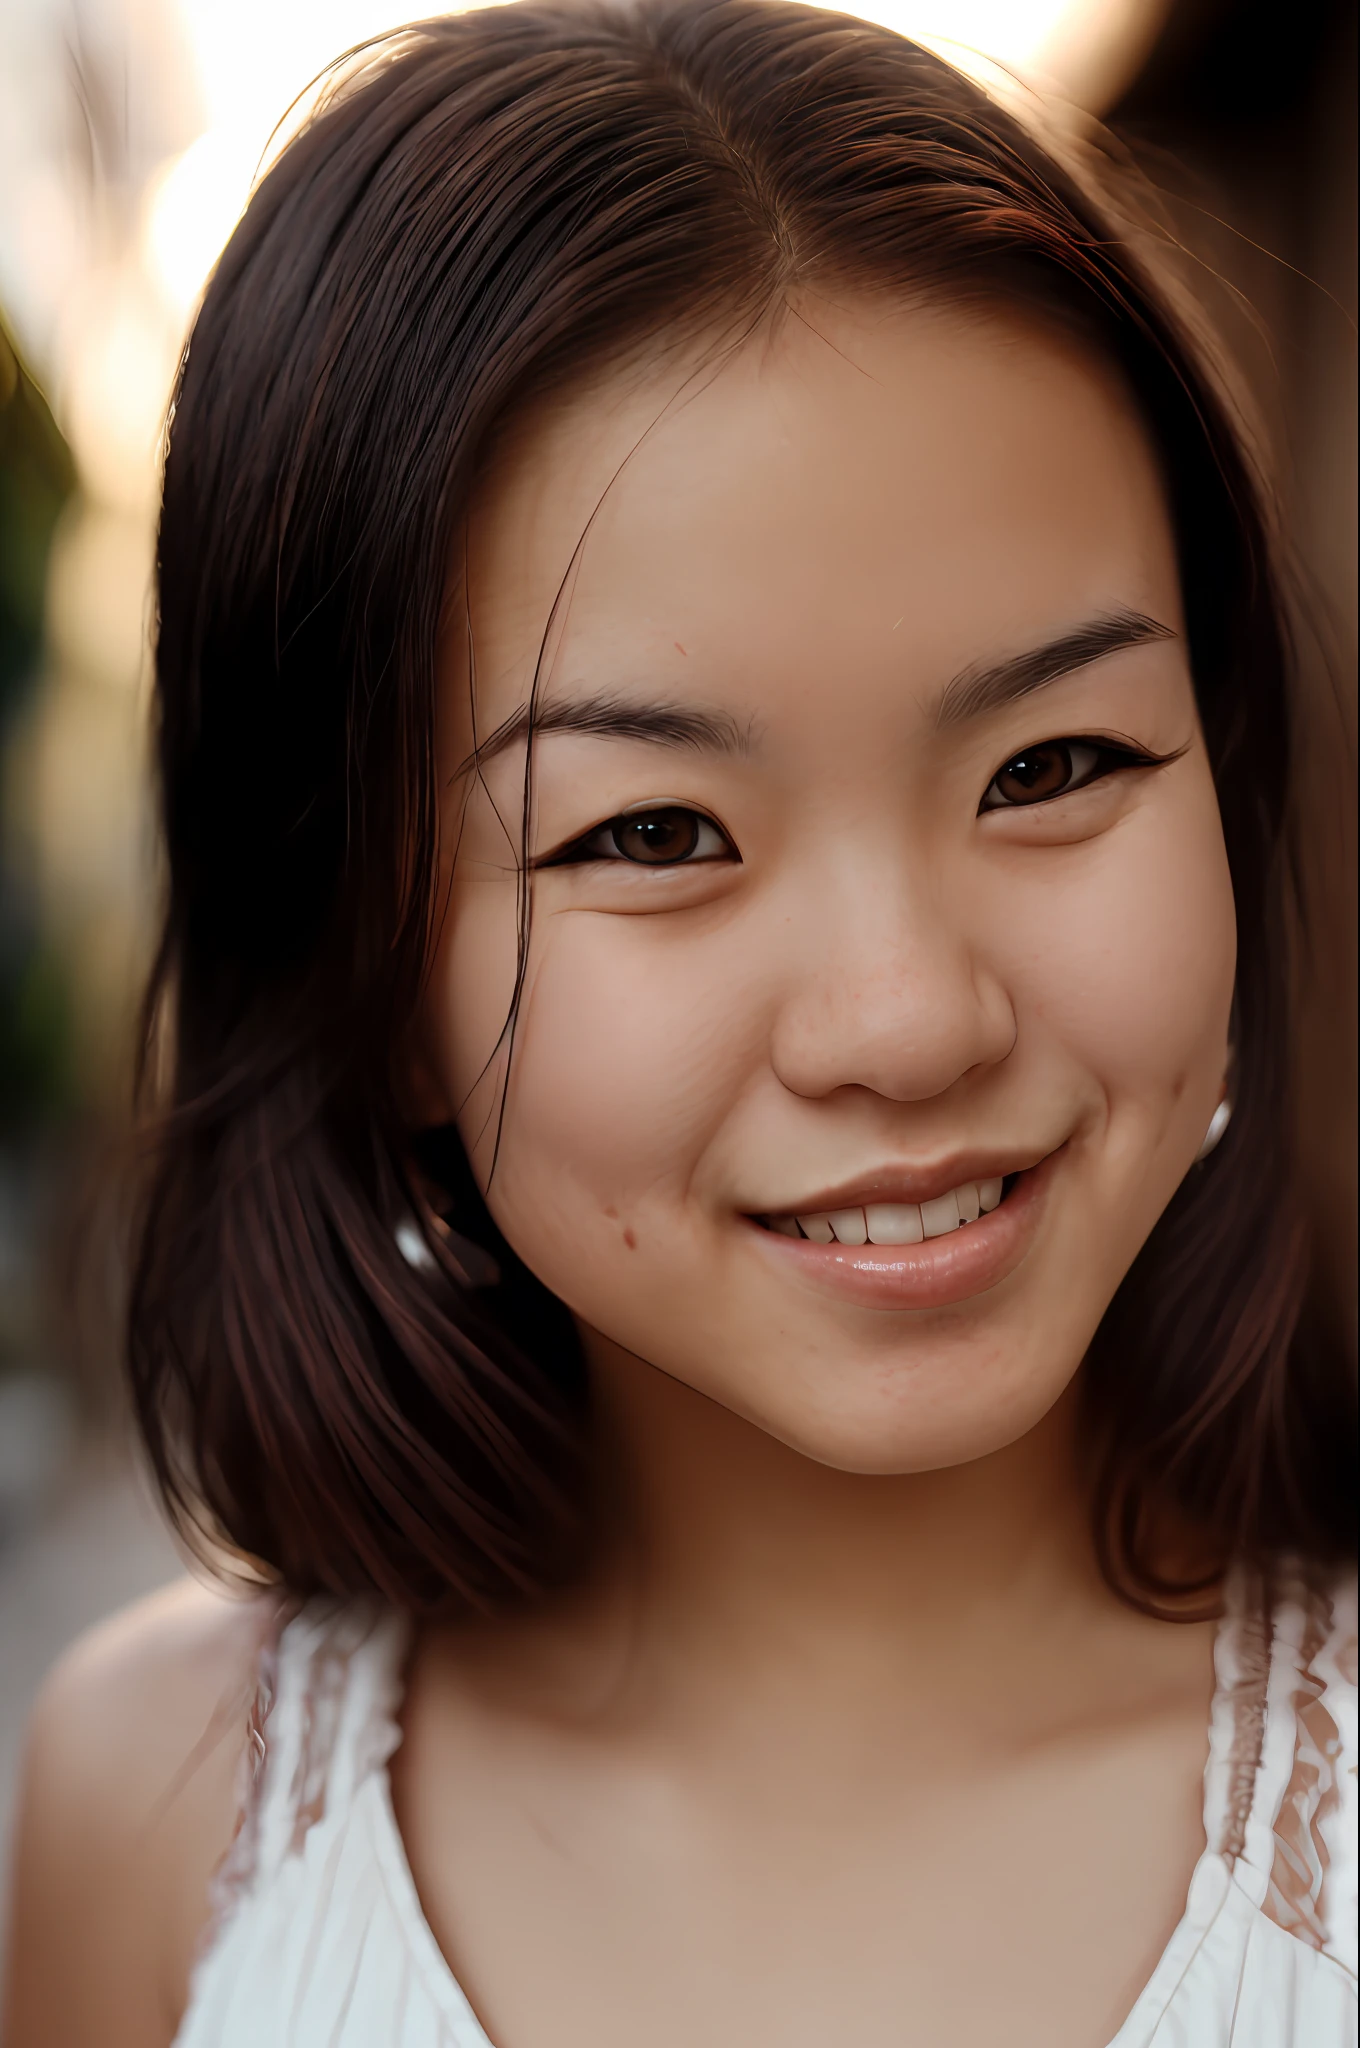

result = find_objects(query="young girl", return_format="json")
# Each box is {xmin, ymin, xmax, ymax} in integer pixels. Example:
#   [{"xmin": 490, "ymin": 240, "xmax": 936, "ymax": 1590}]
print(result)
[{"xmin": 4, "ymin": 3, "xmax": 1354, "ymax": 2043}]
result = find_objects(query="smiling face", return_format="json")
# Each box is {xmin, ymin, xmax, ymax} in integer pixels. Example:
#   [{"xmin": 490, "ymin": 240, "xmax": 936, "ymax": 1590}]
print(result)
[{"xmin": 417, "ymin": 297, "xmax": 1236, "ymax": 1475}]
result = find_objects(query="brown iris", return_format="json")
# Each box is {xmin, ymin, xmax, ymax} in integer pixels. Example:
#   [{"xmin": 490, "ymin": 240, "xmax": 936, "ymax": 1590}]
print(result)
[
  {"xmin": 992, "ymin": 742, "xmax": 1074, "ymax": 805},
  {"xmin": 610, "ymin": 807, "xmax": 701, "ymax": 863}
]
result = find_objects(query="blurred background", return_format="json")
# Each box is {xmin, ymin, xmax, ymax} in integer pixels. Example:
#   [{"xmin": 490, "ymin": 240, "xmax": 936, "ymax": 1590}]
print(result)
[{"xmin": 0, "ymin": 0, "xmax": 1354, "ymax": 1925}]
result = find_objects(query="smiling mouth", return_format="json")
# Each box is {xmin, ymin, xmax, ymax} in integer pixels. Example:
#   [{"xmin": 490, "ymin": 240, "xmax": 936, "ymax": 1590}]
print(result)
[
  {"xmin": 746, "ymin": 1156, "xmax": 1057, "ymax": 1311},
  {"xmin": 757, "ymin": 1173, "xmax": 1013, "ymax": 1246}
]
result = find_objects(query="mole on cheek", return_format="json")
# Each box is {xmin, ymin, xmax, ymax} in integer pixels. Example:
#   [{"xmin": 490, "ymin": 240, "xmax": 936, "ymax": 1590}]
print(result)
[{"xmin": 623, "ymin": 1228, "xmax": 637, "ymax": 1249}]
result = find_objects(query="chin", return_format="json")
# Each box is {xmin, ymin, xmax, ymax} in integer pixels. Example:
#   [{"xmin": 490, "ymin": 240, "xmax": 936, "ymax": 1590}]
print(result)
[{"xmin": 732, "ymin": 1366, "xmax": 1072, "ymax": 1477}]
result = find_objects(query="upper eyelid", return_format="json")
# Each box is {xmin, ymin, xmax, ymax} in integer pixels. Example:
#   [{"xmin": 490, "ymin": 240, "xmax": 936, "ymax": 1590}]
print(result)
[
  {"xmin": 535, "ymin": 803, "xmax": 733, "ymax": 867},
  {"xmin": 983, "ymin": 734, "xmax": 1174, "ymax": 784},
  {"xmin": 990, "ymin": 731, "xmax": 1163, "ymax": 765},
  {"xmin": 979, "ymin": 734, "xmax": 1180, "ymax": 811}
]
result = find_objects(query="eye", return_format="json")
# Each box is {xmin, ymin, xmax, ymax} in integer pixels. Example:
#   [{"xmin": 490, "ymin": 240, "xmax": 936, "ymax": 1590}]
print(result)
[
  {"xmin": 545, "ymin": 804, "xmax": 735, "ymax": 867},
  {"xmin": 979, "ymin": 738, "xmax": 1163, "ymax": 813}
]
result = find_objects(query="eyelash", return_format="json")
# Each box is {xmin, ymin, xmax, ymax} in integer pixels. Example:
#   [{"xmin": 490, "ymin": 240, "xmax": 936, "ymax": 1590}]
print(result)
[
  {"xmin": 978, "ymin": 735, "xmax": 1174, "ymax": 814},
  {"xmin": 540, "ymin": 736, "xmax": 1174, "ymax": 869},
  {"xmin": 538, "ymin": 806, "xmax": 736, "ymax": 869}
]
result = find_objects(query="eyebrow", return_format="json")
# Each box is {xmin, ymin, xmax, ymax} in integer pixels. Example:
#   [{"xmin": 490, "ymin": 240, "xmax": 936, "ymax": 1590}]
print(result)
[
  {"xmin": 935, "ymin": 609, "xmax": 1177, "ymax": 729},
  {"xmin": 460, "ymin": 692, "xmax": 753, "ymax": 776},
  {"xmin": 457, "ymin": 608, "xmax": 1174, "ymax": 776}
]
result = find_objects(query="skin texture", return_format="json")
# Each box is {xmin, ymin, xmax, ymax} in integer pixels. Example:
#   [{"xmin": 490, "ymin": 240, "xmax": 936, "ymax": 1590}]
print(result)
[
  {"xmin": 429, "ymin": 298, "xmax": 1234, "ymax": 1476},
  {"xmin": 4, "ymin": 299, "xmax": 1236, "ymax": 2047},
  {"xmin": 2, "ymin": 1579, "xmax": 261, "ymax": 2047}
]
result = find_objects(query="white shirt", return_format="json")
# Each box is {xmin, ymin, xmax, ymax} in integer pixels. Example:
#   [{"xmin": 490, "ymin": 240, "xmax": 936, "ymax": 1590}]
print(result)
[{"xmin": 173, "ymin": 1569, "xmax": 1358, "ymax": 2047}]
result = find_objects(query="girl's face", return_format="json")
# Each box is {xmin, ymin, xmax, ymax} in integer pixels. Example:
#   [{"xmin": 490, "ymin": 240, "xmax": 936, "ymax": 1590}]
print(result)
[{"xmin": 420, "ymin": 298, "xmax": 1235, "ymax": 1473}]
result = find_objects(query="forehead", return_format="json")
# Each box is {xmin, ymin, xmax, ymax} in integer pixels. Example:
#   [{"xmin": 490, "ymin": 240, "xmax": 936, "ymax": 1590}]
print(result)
[{"xmin": 459, "ymin": 297, "xmax": 1181, "ymax": 731}]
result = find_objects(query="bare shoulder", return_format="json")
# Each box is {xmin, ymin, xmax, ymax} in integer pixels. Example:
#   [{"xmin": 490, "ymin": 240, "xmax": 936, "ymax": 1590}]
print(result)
[
  {"xmin": 29, "ymin": 1573, "xmax": 266, "ymax": 1773},
  {"xmin": 2, "ymin": 1576, "xmax": 273, "ymax": 2048}
]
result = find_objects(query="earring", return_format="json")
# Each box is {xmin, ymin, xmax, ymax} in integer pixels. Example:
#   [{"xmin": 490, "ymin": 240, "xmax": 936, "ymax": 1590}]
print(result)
[
  {"xmin": 396, "ymin": 1166, "xmax": 502, "ymax": 1287},
  {"xmin": 396, "ymin": 1213, "xmax": 501, "ymax": 1286},
  {"xmin": 1197, "ymin": 1097, "xmax": 1232, "ymax": 1161}
]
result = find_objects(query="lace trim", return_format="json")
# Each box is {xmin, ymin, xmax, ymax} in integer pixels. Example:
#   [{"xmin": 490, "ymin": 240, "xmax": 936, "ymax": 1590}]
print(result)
[
  {"xmin": 1220, "ymin": 1574, "xmax": 1272, "ymax": 1867},
  {"xmin": 201, "ymin": 1596, "xmax": 293, "ymax": 1939},
  {"xmin": 1262, "ymin": 1581, "xmax": 1348, "ymax": 1955},
  {"xmin": 287, "ymin": 1613, "xmax": 361, "ymax": 1855}
]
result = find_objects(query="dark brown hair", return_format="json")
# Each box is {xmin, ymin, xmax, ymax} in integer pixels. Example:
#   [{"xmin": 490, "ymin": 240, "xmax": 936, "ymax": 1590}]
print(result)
[{"xmin": 132, "ymin": 0, "xmax": 1354, "ymax": 1615}]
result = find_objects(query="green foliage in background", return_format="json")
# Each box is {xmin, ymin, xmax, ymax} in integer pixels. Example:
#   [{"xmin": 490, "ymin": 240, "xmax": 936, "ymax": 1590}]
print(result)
[{"xmin": 0, "ymin": 321, "xmax": 77, "ymax": 1136}]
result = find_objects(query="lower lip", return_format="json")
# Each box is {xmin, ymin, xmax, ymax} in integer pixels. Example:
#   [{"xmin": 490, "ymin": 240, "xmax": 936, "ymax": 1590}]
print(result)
[{"xmin": 745, "ymin": 1154, "xmax": 1058, "ymax": 1311}]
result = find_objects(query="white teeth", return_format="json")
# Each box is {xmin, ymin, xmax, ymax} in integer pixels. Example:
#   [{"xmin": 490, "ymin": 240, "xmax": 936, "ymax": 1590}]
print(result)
[
  {"xmin": 919, "ymin": 1191, "xmax": 961, "ymax": 1238},
  {"xmin": 777, "ymin": 1176, "xmax": 1009, "ymax": 1244},
  {"xmin": 826, "ymin": 1207, "xmax": 868, "ymax": 1246},
  {"xmin": 865, "ymin": 1202, "xmax": 924, "ymax": 1245}
]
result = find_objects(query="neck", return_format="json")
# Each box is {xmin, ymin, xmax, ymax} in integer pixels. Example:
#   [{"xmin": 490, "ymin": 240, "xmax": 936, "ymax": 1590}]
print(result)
[{"xmin": 574, "ymin": 1333, "xmax": 1113, "ymax": 1729}]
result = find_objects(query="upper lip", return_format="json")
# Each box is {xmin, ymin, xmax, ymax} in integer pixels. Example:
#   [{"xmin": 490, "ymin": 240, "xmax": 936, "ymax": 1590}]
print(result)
[{"xmin": 748, "ymin": 1146, "xmax": 1059, "ymax": 1218}]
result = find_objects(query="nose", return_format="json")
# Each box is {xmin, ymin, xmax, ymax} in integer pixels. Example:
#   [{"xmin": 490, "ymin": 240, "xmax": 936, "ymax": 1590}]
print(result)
[{"xmin": 768, "ymin": 853, "xmax": 1016, "ymax": 1106}]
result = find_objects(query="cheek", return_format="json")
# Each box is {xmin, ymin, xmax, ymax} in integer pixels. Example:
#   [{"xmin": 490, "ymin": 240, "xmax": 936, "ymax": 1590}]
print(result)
[
  {"xmin": 457, "ymin": 909, "xmax": 765, "ymax": 1224},
  {"xmin": 1000, "ymin": 778, "xmax": 1236, "ymax": 1131}
]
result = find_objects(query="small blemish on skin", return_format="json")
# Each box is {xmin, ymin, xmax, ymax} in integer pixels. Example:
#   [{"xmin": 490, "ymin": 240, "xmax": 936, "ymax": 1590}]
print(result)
[
  {"xmin": 623, "ymin": 1228, "xmax": 637, "ymax": 1249},
  {"xmin": 674, "ymin": 642, "xmax": 687, "ymax": 656},
  {"xmin": 604, "ymin": 1205, "xmax": 619, "ymax": 1219}
]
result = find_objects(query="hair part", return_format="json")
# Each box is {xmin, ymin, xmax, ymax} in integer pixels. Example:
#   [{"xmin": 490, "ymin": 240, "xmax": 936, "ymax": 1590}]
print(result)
[{"xmin": 132, "ymin": 0, "xmax": 1354, "ymax": 1617}]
